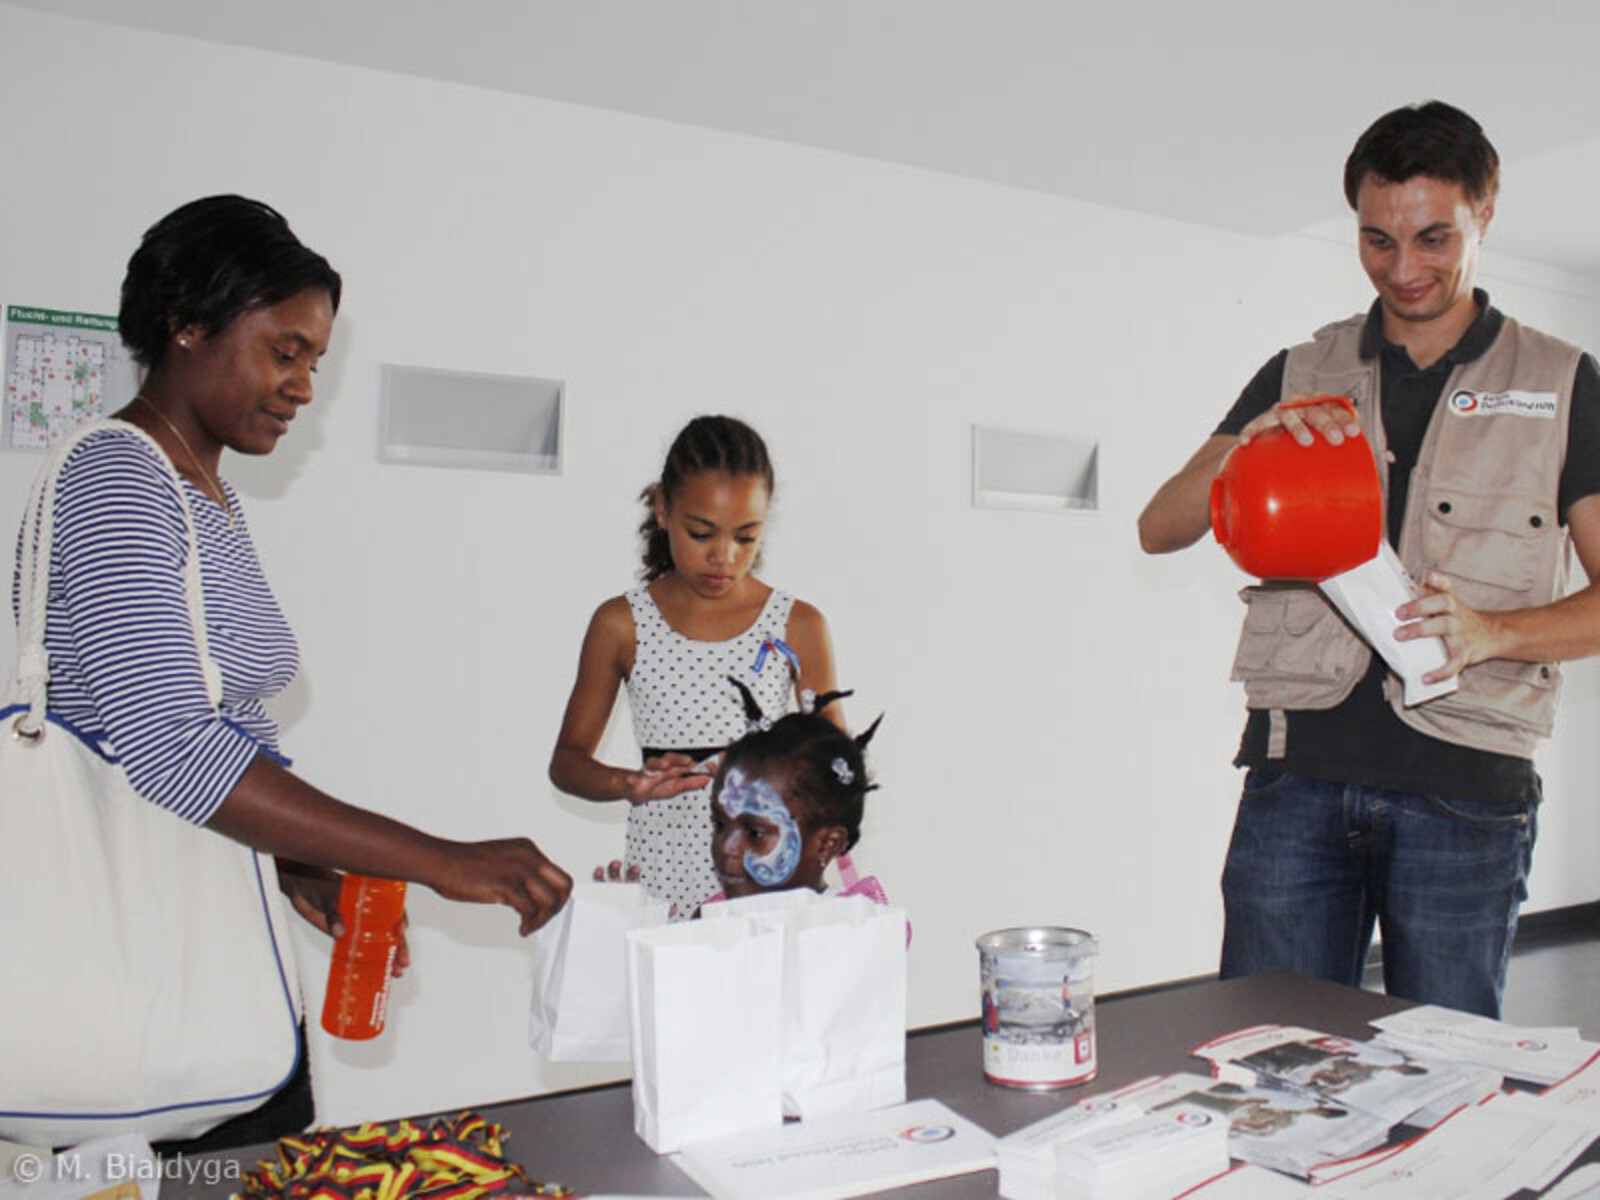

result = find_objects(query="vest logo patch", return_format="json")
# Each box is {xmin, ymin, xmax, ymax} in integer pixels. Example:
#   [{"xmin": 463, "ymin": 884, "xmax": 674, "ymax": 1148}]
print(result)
[{"xmin": 1448, "ymin": 389, "xmax": 1557, "ymax": 419}]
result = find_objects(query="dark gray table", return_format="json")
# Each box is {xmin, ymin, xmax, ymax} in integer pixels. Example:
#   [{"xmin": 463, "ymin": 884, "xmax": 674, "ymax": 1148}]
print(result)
[{"xmin": 189, "ymin": 973, "xmax": 1410, "ymax": 1197}]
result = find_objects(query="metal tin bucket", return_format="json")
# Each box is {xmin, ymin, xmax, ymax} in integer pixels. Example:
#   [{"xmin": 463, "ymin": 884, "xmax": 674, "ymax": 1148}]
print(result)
[{"xmin": 976, "ymin": 927, "xmax": 1099, "ymax": 1089}]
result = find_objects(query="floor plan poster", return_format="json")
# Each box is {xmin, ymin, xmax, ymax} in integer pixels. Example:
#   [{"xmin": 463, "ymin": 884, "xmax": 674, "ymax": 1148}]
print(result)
[{"xmin": 4, "ymin": 305, "xmax": 139, "ymax": 450}]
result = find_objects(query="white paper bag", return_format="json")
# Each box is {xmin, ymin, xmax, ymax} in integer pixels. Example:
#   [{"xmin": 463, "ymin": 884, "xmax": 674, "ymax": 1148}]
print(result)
[
  {"xmin": 529, "ymin": 881, "xmax": 671, "ymax": 1062},
  {"xmin": 706, "ymin": 890, "xmax": 909, "ymax": 1119},
  {"xmin": 626, "ymin": 915, "xmax": 785, "ymax": 1153},
  {"xmin": 698, "ymin": 885, "xmax": 822, "ymax": 921}
]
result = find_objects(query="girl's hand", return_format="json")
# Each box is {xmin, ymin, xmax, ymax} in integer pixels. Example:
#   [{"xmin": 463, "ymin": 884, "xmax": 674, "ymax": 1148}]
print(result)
[
  {"xmin": 592, "ymin": 859, "xmax": 642, "ymax": 882},
  {"xmin": 623, "ymin": 753, "xmax": 714, "ymax": 805}
]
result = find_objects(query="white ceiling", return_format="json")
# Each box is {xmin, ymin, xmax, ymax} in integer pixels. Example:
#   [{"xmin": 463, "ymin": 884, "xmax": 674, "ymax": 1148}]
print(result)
[{"xmin": 17, "ymin": 0, "xmax": 1600, "ymax": 275}]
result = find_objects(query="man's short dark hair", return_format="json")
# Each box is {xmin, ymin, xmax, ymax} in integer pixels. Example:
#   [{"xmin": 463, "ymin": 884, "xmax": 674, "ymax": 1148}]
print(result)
[{"xmin": 1343, "ymin": 101, "xmax": 1499, "ymax": 211}]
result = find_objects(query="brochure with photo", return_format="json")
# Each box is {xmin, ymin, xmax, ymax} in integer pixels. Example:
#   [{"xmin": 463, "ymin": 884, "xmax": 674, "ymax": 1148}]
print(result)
[
  {"xmin": 1194, "ymin": 1024, "xmax": 1498, "ymax": 1126},
  {"xmin": 1150, "ymin": 1077, "xmax": 1388, "ymax": 1179}
]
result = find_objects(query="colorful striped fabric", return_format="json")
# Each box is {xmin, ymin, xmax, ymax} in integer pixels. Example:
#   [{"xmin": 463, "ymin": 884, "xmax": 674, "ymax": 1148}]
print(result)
[
  {"xmin": 7, "ymin": 426, "xmax": 297, "ymax": 824},
  {"xmin": 239, "ymin": 1111, "xmax": 574, "ymax": 1198}
]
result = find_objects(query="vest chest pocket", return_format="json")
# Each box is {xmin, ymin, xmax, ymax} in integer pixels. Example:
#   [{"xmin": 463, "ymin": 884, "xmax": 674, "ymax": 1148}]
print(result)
[
  {"xmin": 1230, "ymin": 585, "xmax": 1362, "ymax": 687},
  {"xmin": 1421, "ymin": 489, "xmax": 1552, "ymax": 609}
]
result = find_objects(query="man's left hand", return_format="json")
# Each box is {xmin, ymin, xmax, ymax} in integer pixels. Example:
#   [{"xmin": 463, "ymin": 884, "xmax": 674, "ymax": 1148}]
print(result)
[{"xmin": 1395, "ymin": 570, "xmax": 1505, "ymax": 683}]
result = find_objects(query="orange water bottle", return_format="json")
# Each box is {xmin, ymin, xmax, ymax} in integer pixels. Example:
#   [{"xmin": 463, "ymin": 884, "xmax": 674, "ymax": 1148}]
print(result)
[{"xmin": 321, "ymin": 874, "xmax": 407, "ymax": 1040}]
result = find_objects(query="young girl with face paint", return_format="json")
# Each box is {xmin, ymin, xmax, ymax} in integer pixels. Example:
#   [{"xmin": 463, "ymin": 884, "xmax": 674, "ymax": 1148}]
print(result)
[
  {"xmin": 707, "ymin": 682, "xmax": 883, "ymax": 905},
  {"xmin": 549, "ymin": 416, "xmax": 847, "ymax": 918}
]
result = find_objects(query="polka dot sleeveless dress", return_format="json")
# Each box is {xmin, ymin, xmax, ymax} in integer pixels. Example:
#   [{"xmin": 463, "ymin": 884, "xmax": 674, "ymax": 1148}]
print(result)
[{"xmin": 624, "ymin": 584, "xmax": 797, "ymax": 916}]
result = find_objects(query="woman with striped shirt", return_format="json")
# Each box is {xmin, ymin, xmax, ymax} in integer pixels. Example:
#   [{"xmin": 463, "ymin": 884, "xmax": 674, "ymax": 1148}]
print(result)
[{"xmin": 9, "ymin": 195, "xmax": 572, "ymax": 1147}]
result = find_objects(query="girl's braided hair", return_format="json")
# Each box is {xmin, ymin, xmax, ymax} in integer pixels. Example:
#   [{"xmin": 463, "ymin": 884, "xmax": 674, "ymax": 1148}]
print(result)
[
  {"xmin": 638, "ymin": 415, "xmax": 774, "ymax": 581},
  {"xmin": 722, "ymin": 677, "xmax": 882, "ymax": 851}
]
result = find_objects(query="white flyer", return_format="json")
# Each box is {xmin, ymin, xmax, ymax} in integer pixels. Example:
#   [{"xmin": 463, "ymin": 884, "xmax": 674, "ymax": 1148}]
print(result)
[
  {"xmin": 1371, "ymin": 1005, "xmax": 1600, "ymax": 1085},
  {"xmin": 1310, "ymin": 1095, "xmax": 1596, "ymax": 1199},
  {"xmin": 670, "ymin": 1098, "xmax": 995, "ymax": 1200},
  {"xmin": 1317, "ymin": 543, "xmax": 1456, "ymax": 706},
  {"xmin": 1177, "ymin": 1162, "xmax": 1313, "ymax": 1196},
  {"xmin": 1512, "ymin": 1050, "xmax": 1600, "ymax": 1120}
]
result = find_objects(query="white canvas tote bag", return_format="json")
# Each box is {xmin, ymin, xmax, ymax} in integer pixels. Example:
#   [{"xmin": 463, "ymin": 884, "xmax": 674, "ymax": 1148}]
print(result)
[{"xmin": 0, "ymin": 421, "xmax": 303, "ymax": 1147}]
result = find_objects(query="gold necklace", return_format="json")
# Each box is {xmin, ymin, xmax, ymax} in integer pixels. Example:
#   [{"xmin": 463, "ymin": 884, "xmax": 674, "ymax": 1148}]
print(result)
[{"xmin": 135, "ymin": 394, "xmax": 235, "ymax": 528}]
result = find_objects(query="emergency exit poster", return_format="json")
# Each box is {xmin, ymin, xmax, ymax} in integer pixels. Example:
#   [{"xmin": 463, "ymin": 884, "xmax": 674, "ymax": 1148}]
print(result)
[{"xmin": 3, "ymin": 305, "xmax": 138, "ymax": 450}]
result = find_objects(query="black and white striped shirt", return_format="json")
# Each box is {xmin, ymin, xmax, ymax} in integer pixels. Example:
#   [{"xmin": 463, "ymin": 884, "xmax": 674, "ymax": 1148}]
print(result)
[{"xmin": 8, "ymin": 427, "xmax": 297, "ymax": 823}]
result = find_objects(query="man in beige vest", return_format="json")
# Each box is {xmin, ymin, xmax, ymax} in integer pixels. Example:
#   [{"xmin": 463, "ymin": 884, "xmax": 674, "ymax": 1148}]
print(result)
[{"xmin": 1139, "ymin": 101, "xmax": 1600, "ymax": 1017}]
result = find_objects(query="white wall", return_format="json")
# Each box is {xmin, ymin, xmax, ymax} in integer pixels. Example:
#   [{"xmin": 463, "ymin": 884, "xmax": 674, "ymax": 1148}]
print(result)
[{"xmin": 3, "ymin": 5, "xmax": 1599, "ymax": 1125}]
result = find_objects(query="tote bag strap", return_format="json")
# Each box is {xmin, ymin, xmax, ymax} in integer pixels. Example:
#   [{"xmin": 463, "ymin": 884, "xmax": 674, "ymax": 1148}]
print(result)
[{"xmin": 12, "ymin": 418, "xmax": 223, "ymax": 736}]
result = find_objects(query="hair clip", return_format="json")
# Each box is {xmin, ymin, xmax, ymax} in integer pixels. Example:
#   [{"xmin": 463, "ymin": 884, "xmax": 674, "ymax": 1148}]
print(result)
[
  {"xmin": 800, "ymin": 688, "xmax": 817, "ymax": 714},
  {"xmin": 831, "ymin": 757, "xmax": 854, "ymax": 786},
  {"xmin": 752, "ymin": 637, "xmax": 801, "ymax": 678}
]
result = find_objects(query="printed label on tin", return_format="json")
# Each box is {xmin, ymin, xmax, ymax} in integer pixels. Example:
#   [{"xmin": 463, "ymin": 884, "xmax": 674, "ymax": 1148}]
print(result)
[{"xmin": 983, "ymin": 1025, "xmax": 1097, "ymax": 1086}]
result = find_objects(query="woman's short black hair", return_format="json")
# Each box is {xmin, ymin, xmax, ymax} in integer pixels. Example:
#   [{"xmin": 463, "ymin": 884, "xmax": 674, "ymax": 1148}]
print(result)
[{"xmin": 119, "ymin": 194, "xmax": 343, "ymax": 369}]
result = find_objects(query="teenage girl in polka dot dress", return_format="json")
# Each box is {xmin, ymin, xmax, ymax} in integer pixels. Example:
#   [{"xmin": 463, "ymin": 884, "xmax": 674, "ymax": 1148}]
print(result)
[{"xmin": 549, "ymin": 416, "xmax": 846, "ymax": 917}]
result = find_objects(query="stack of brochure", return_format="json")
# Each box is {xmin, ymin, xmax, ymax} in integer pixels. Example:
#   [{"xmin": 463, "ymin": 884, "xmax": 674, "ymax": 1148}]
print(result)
[
  {"xmin": 1030, "ymin": 1075, "xmax": 1382, "ymax": 1190},
  {"xmin": 995, "ymin": 1090, "xmax": 1143, "ymax": 1200},
  {"xmin": 1052, "ymin": 1103, "xmax": 1230, "ymax": 1199},
  {"xmin": 1151, "ymin": 1076, "xmax": 1386, "ymax": 1179},
  {"xmin": 1194, "ymin": 1024, "xmax": 1501, "ymax": 1126},
  {"xmin": 1370, "ymin": 1004, "xmax": 1600, "ymax": 1086}
]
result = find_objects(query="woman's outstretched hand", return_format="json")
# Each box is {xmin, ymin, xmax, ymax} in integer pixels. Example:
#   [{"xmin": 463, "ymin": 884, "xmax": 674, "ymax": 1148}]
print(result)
[{"xmin": 430, "ymin": 839, "xmax": 574, "ymax": 936}]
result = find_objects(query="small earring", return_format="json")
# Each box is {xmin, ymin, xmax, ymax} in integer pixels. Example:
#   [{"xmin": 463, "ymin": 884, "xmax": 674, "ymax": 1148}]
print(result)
[{"xmin": 176, "ymin": 337, "xmax": 190, "ymax": 349}]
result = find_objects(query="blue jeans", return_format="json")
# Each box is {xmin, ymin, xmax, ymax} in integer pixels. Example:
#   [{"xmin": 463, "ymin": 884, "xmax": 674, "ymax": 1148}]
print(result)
[{"xmin": 1219, "ymin": 768, "xmax": 1538, "ymax": 1017}]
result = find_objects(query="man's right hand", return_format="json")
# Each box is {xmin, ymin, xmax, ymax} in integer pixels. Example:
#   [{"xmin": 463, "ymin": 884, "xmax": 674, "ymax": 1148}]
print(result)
[{"xmin": 1238, "ymin": 394, "xmax": 1362, "ymax": 447}]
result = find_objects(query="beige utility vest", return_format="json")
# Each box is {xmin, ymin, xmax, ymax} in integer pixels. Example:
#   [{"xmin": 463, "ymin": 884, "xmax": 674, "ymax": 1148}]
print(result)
[{"xmin": 1229, "ymin": 312, "xmax": 1581, "ymax": 759}]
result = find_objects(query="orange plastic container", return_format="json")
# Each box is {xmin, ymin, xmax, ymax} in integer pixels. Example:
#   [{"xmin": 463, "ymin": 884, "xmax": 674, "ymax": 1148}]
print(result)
[
  {"xmin": 321, "ymin": 875, "xmax": 407, "ymax": 1041},
  {"xmin": 1209, "ymin": 396, "xmax": 1382, "ymax": 581}
]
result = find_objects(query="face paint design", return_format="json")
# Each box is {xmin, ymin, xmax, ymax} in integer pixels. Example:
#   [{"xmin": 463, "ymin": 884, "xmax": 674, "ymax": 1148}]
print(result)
[{"xmin": 717, "ymin": 765, "xmax": 802, "ymax": 888}]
